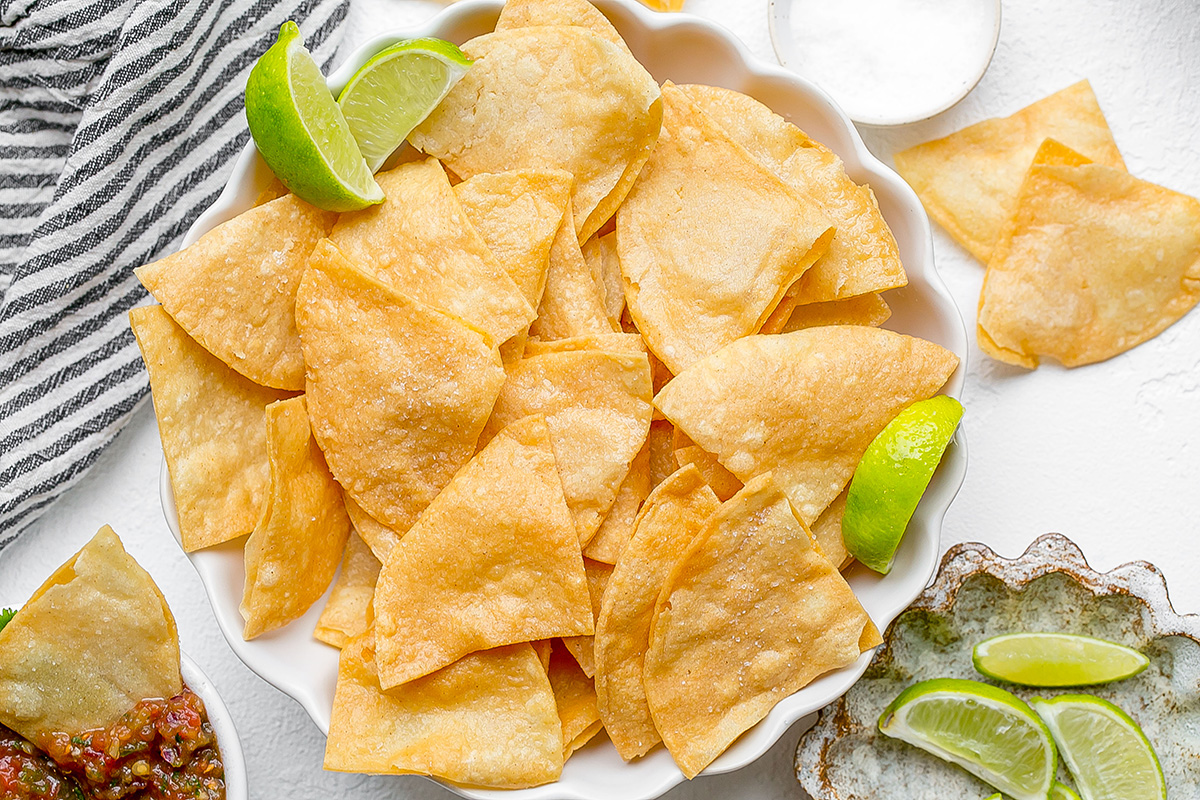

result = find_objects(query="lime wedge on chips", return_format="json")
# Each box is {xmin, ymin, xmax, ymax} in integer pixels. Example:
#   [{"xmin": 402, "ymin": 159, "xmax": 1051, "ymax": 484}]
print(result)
[
  {"xmin": 245, "ymin": 21, "xmax": 383, "ymax": 212},
  {"xmin": 338, "ymin": 38, "xmax": 472, "ymax": 172},
  {"xmin": 1031, "ymin": 695, "xmax": 1166, "ymax": 800},
  {"xmin": 974, "ymin": 633, "xmax": 1150, "ymax": 687},
  {"xmin": 1051, "ymin": 782, "xmax": 1082, "ymax": 800},
  {"xmin": 878, "ymin": 678, "xmax": 1057, "ymax": 800},
  {"xmin": 843, "ymin": 395, "xmax": 963, "ymax": 573}
]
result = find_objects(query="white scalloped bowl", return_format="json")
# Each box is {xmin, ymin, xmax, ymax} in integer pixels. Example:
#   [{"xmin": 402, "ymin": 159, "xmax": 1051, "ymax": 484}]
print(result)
[
  {"xmin": 181, "ymin": 652, "xmax": 247, "ymax": 800},
  {"xmin": 160, "ymin": 1, "xmax": 968, "ymax": 798}
]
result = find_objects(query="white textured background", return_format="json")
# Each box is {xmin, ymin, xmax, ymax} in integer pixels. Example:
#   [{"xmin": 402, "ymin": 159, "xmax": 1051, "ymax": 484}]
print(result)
[{"xmin": 3, "ymin": 1, "xmax": 1199, "ymax": 797}]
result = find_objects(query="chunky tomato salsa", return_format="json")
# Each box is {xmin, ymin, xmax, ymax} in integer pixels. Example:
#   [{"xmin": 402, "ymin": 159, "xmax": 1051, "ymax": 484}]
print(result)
[{"xmin": 0, "ymin": 688, "xmax": 223, "ymax": 800}]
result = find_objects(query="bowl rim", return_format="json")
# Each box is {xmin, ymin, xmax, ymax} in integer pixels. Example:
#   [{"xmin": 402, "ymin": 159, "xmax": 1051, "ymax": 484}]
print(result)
[
  {"xmin": 165, "ymin": 1, "xmax": 970, "ymax": 797},
  {"xmin": 181, "ymin": 651, "xmax": 248, "ymax": 800}
]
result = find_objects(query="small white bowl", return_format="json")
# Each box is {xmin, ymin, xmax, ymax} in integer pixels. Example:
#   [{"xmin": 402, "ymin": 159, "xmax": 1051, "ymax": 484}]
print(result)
[{"xmin": 182, "ymin": 652, "xmax": 248, "ymax": 800}]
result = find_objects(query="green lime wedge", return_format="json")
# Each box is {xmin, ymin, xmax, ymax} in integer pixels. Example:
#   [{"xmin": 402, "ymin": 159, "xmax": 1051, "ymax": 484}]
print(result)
[
  {"xmin": 338, "ymin": 38, "xmax": 472, "ymax": 172},
  {"xmin": 983, "ymin": 795, "xmax": 1002, "ymax": 800},
  {"xmin": 245, "ymin": 21, "xmax": 383, "ymax": 212},
  {"xmin": 974, "ymin": 633, "xmax": 1150, "ymax": 687},
  {"xmin": 1051, "ymin": 782, "xmax": 1082, "ymax": 800},
  {"xmin": 1031, "ymin": 695, "xmax": 1166, "ymax": 800},
  {"xmin": 843, "ymin": 395, "xmax": 963, "ymax": 573},
  {"xmin": 878, "ymin": 678, "xmax": 1057, "ymax": 800}
]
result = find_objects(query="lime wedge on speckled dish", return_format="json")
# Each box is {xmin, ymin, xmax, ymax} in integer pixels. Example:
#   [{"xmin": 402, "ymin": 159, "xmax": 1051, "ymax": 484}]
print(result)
[
  {"xmin": 843, "ymin": 395, "xmax": 963, "ymax": 573},
  {"xmin": 245, "ymin": 21, "xmax": 383, "ymax": 212},
  {"xmin": 1031, "ymin": 695, "xmax": 1166, "ymax": 800},
  {"xmin": 974, "ymin": 633, "xmax": 1150, "ymax": 687},
  {"xmin": 878, "ymin": 678, "xmax": 1057, "ymax": 800},
  {"xmin": 338, "ymin": 38, "xmax": 472, "ymax": 172},
  {"xmin": 1051, "ymin": 782, "xmax": 1082, "ymax": 800}
]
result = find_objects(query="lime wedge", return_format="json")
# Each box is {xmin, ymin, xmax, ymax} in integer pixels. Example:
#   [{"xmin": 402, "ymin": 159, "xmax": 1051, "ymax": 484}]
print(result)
[
  {"xmin": 1031, "ymin": 695, "xmax": 1166, "ymax": 800},
  {"xmin": 974, "ymin": 633, "xmax": 1150, "ymax": 687},
  {"xmin": 878, "ymin": 678, "xmax": 1057, "ymax": 800},
  {"xmin": 338, "ymin": 38, "xmax": 472, "ymax": 172},
  {"xmin": 1051, "ymin": 782, "xmax": 1082, "ymax": 800},
  {"xmin": 245, "ymin": 21, "xmax": 383, "ymax": 212},
  {"xmin": 843, "ymin": 395, "xmax": 963, "ymax": 573}
]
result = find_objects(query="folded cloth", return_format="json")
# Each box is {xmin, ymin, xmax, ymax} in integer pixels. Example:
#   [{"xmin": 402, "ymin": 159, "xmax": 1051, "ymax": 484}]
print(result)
[{"xmin": 0, "ymin": 0, "xmax": 348, "ymax": 546}]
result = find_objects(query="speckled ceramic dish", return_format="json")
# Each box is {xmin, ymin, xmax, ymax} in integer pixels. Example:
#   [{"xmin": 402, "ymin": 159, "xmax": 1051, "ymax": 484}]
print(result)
[{"xmin": 796, "ymin": 534, "xmax": 1200, "ymax": 799}]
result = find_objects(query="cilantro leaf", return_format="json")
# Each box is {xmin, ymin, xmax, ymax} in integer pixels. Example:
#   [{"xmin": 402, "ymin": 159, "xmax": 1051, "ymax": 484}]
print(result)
[{"xmin": 0, "ymin": 608, "xmax": 15, "ymax": 633}]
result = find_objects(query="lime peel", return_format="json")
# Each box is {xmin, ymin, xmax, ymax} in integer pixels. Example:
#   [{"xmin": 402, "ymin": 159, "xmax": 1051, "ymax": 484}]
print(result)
[{"xmin": 974, "ymin": 632, "xmax": 1150, "ymax": 687}]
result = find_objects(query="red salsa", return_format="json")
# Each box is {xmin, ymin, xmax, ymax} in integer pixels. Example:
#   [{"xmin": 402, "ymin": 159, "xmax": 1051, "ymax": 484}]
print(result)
[{"xmin": 0, "ymin": 688, "xmax": 223, "ymax": 800}]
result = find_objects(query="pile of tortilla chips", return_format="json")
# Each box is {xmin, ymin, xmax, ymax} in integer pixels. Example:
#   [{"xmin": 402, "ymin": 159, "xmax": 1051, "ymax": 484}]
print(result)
[
  {"xmin": 131, "ymin": 0, "xmax": 960, "ymax": 786},
  {"xmin": 896, "ymin": 80, "xmax": 1200, "ymax": 368}
]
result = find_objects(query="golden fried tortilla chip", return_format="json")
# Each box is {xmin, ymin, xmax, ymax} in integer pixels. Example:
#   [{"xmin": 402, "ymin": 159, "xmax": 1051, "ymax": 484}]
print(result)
[
  {"xmin": 978, "ymin": 142, "xmax": 1200, "ymax": 368},
  {"xmin": 561, "ymin": 559, "xmax": 614, "ymax": 678},
  {"xmin": 647, "ymin": 419, "xmax": 677, "ymax": 491},
  {"xmin": 529, "ymin": 201, "xmax": 617, "ymax": 341},
  {"xmin": 581, "ymin": 231, "xmax": 625, "ymax": 327},
  {"xmin": 0, "ymin": 527, "xmax": 181, "ymax": 741},
  {"xmin": 342, "ymin": 492, "xmax": 401, "ymax": 564},
  {"xmin": 777, "ymin": 293, "xmax": 891, "ymax": 332},
  {"xmin": 617, "ymin": 84, "xmax": 835, "ymax": 374},
  {"xmin": 496, "ymin": 0, "xmax": 630, "ymax": 54},
  {"xmin": 811, "ymin": 488, "xmax": 851, "ymax": 569},
  {"xmin": 547, "ymin": 642, "xmax": 603, "ymax": 760},
  {"xmin": 315, "ymin": 532, "xmax": 381, "ymax": 649},
  {"xmin": 325, "ymin": 635, "xmax": 563, "ymax": 788},
  {"xmin": 373, "ymin": 416, "xmax": 592, "ymax": 688},
  {"xmin": 595, "ymin": 465, "xmax": 719, "ymax": 760},
  {"xmin": 135, "ymin": 194, "xmax": 335, "ymax": 390},
  {"xmin": 130, "ymin": 305, "xmax": 290, "ymax": 551},
  {"xmin": 523, "ymin": 332, "xmax": 645, "ymax": 358},
  {"xmin": 482, "ymin": 348, "xmax": 652, "ymax": 544},
  {"xmin": 296, "ymin": 241, "xmax": 505, "ymax": 535},
  {"xmin": 329, "ymin": 158, "xmax": 535, "ymax": 344},
  {"xmin": 681, "ymin": 84, "xmax": 906, "ymax": 305},
  {"xmin": 583, "ymin": 441, "xmax": 650, "ymax": 564},
  {"xmin": 410, "ymin": 26, "xmax": 661, "ymax": 242},
  {"xmin": 643, "ymin": 474, "xmax": 879, "ymax": 778},
  {"xmin": 894, "ymin": 80, "xmax": 1126, "ymax": 263},
  {"xmin": 655, "ymin": 327, "xmax": 959, "ymax": 524},
  {"xmin": 242, "ymin": 396, "xmax": 351, "ymax": 639},
  {"xmin": 672, "ymin": 445, "xmax": 742, "ymax": 502}
]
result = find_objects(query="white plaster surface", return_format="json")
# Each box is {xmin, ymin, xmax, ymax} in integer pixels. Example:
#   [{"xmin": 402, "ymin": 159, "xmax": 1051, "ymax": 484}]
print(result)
[{"xmin": 2, "ymin": 1, "xmax": 1199, "ymax": 797}]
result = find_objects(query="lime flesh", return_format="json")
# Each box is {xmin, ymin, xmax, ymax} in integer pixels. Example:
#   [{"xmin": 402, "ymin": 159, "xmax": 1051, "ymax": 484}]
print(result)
[
  {"xmin": 1031, "ymin": 695, "xmax": 1166, "ymax": 800},
  {"xmin": 843, "ymin": 395, "xmax": 963, "ymax": 573},
  {"xmin": 338, "ymin": 38, "xmax": 472, "ymax": 172},
  {"xmin": 245, "ymin": 21, "xmax": 383, "ymax": 211},
  {"xmin": 878, "ymin": 678, "xmax": 1057, "ymax": 800},
  {"xmin": 974, "ymin": 633, "xmax": 1150, "ymax": 687}
]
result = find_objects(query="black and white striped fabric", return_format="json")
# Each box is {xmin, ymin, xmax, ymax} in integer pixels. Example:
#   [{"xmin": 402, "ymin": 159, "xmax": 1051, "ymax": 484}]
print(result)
[{"xmin": 0, "ymin": 0, "xmax": 348, "ymax": 546}]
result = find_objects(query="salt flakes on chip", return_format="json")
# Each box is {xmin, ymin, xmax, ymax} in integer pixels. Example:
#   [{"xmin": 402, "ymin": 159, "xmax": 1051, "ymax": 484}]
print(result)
[
  {"xmin": 296, "ymin": 241, "xmax": 505, "ymax": 536},
  {"xmin": 410, "ymin": 25, "xmax": 662, "ymax": 242},
  {"xmin": 583, "ymin": 442, "xmax": 650, "ymax": 564},
  {"xmin": 315, "ymin": 532, "xmax": 381, "ymax": 649},
  {"xmin": 0, "ymin": 527, "xmax": 181, "ymax": 742},
  {"xmin": 617, "ymin": 83, "xmax": 835, "ymax": 374},
  {"xmin": 528, "ymin": 201, "xmax": 618, "ymax": 342},
  {"xmin": 643, "ymin": 474, "xmax": 880, "ymax": 778},
  {"xmin": 325, "ymin": 635, "xmax": 563, "ymax": 787},
  {"xmin": 130, "ymin": 305, "xmax": 290, "ymax": 552},
  {"xmin": 595, "ymin": 465, "xmax": 719, "ymax": 760},
  {"xmin": 895, "ymin": 80, "xmax": 1126, "ymax": 263},
  {"xmin": 655, "ymin": 327, "xmax": 959, "ymax": 525},
  {"xmin": 373, "ymin": 415, "xmax": 592, "ymax": 688}
]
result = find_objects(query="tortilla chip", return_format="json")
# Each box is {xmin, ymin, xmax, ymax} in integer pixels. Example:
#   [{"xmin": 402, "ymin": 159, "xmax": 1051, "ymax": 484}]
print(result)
[
  {"xmin": 547, "ymin": 642, "xmax": 603, "ymax": 760},
  {"xmin": 296, "ymin": 241, "xmax": 505, "ymax": 534},
  {"xmin": 647, "ymin": 419, "xmax": 677, "ymax": 491},
  {"xmin": 454, "ymin": 169, "xmax": 573, "ymax": 310},
  {"xmin": 595, "ymin": 465, "xmax": 719, "ymax": 760},
  {"xmin": 328, "ymin": 157, "xmax": 535, "ymax": 344},
  {"xmin": 0, "ymin": 527, "xmax": 181, "ymax": 741},
  {"xmin": 777, "ymin": 293, "xmax": 891, "ymax": 332},
  {"xmin": 315, "ymin": 532, "xmax": 381, "ymax": 649},
  {"xmin": 325, "ymin": 635, "xmax": 563, "ymax": 788},
  {"xmin": 560, "ymin": 559, "xmax": 614, "ymax": 677},
  {"xmin": 978, "ymin": 142, "xmax": 1200, "ymax": 368},
  {"xmin": 894, "ymin": 80, "xmax": 1126, "ymax": 263},
  {"xmin": 254, "ymin": 177, "xmax": 289, "ymax": 206},
  {"xmin": 811, "ymin": 488, "xmax": 852, "ymax": 569},
  {"xmin": 528, "ymin": 200, "xmax": 617, "ymax": 341},
  {"xmin": 643, "ymin": 474, "xmax": 879, "ymax": 778},
  {"xmin": 342, "ymin": 492, "xmax": 401, "ymax": 564},
  {"xmin": 496, "ymin": 0, "xmax": 631, "ymax": 54},
  {"xmin": 373, "ymin": 415, "xmax": 592, "ymax": 688},
  {"xmin": 617, "ymin": 84, "xmax": 835, "ymax": 373},
  {"xmin": 655, "ymin": 327, "xmax": 959, "ymax": 524},
  {"xmin": 130, "ymin": 305, "xmax": 290, "ymax": 551},
  {"xmin": 482, "ymin": 348, "xmax": 652, "ymax": 544},
  {"xmin": 681, "ymin": 84, "xmax": 906, "ymax": 305},
  {"xmin": 581, "ymin": 231, "xmax": 625, "ymax": 327},
  {"xmin": 532, "ymin": 640, "xmax": 554, "ymax": 672},
  {"xmin": 135, "ymin": 194, "xmax": 335, "ymax": 391},
  {"xmin": 410, "ymin": 26, "xmax": 661, "ymax": 242},
  {"xmin": 242, "ymin": 396, "xmax": 351, "ymax": 639},
  {"xmin": 673, "ymin": 445, "xmax": 742, "ymax": 502},
  {"xmin": 583, "ymin": 441, "xmax": 650, "ymax": 564},
  {"xmin": 523, "ymin": 332, "xmax": 645, "ymax": 358}
]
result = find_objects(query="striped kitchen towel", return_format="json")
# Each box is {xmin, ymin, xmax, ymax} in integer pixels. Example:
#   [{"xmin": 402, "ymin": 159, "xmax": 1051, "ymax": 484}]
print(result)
[{"xmin": 0, "ymin": 0, "xmax": 348, "ymax": 546}]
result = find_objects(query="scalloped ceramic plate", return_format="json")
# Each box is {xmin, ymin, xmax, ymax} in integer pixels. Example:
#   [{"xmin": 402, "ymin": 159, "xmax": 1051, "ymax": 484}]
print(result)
[
  {"xmin": 158, "ymin": 2, "xmax": 967, "ymax": 798},
  {"xmin": 797, "ymin": 534, "xmax": 1200, "ymax": 799},
  {"xmin": 181, "ymin": 653, "xmax": 248, "ymax": 800}
]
